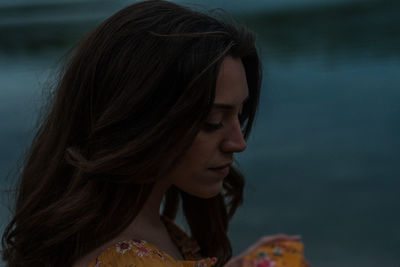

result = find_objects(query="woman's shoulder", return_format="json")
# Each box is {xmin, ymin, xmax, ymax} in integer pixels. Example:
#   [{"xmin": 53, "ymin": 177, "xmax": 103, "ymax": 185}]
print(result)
[{"xmin": 86, "ymin": 239, "xmax": 217, "ymax": 267}]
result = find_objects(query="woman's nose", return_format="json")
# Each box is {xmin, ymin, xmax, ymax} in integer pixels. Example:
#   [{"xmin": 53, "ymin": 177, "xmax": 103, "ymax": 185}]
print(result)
[{"xmin": 220, "ymin": 119, "xmax": 247, "ymax": 153}]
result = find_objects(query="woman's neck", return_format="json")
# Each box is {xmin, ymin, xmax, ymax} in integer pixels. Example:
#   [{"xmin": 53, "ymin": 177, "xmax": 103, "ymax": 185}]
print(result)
[
  {"xmin": 119, "ymin": 180, "xmax": 184, "ymax": 260},
  {"xmin": 125, "ymin": 180, "xmax": 172, "ymax": 235}
]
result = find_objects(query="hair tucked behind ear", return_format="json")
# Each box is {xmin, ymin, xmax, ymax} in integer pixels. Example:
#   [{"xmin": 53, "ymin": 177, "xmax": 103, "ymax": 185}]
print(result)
[{"xmin": 1, "ymin": 1, "xmax": 261, "ymax": 266}]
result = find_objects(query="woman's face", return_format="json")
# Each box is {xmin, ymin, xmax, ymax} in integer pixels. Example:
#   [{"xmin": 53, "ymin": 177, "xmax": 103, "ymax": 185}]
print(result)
[{"xmin": 166, "ymin": 56, "xmax": 249, "ymax": 198}]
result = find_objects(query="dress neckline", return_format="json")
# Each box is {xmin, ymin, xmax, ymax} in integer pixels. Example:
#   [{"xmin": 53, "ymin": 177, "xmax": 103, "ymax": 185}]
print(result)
[
  {"xmin": 88, "ymin": 216, "xmax": 218, "ymax": 266},
  {"xmin": 110, "ymin": 238, "xmax": 216, "ymax": 264}
]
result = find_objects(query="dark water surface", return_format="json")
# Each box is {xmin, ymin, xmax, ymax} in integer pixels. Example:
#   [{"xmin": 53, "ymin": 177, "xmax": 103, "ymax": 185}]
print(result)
[{"xmin": 1, "ymin": 1, "xmax": 399, "ymax": 266}]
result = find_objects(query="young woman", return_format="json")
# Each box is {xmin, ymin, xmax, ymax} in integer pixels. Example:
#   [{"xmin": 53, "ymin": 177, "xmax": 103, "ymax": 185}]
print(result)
[{"xmin": 1, "ymin": 1, "xmax": 301, "ymax": 266}]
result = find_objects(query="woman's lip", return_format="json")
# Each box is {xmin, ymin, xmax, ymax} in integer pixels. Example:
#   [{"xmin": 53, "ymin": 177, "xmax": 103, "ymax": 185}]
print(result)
[
  {"xmin": 208, "ymin": 166, "xmax": 230, "ymax": 177},
  {"xmin": 210, "ymin": 162, "xmax": 232, "ymax": 169}
]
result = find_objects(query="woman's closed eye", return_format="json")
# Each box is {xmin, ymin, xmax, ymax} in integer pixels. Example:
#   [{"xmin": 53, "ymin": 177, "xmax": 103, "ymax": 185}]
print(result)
[
  {"xmin": 204, "ymin": 121, "xmax": 223, "ymax": 132},
  {"xmin": 203, "ymin": 110, "xmax": 224, "ymax": 132},
  {"xmin": 203, "ymin": 112, "xmax": 247, "ymax": 132}
]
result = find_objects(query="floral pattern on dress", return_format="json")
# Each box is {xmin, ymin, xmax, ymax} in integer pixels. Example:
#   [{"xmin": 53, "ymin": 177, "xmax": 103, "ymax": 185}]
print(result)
[
  {"xmin": 194, "ymin": 257, "xmax": 218, "ymax": 267},
  {"xmin": 132, "ymin": 244, "xmax": 153, "ymax": 257},
  {"xmin": 194, "ymin": 259, "xmax": 208, "ymax": 267},
  {"xmin": 242, "ymin": 251, "xmax": 277, "ymax": 267},
  {"xmin": 209, "ymin": 257, "xmax": 218, "ymax": 265},
  {"xmin": 115, "ymin": 240, "xmax": 134, "ymax": 255},
  {"xmin": 132, "ymin": 239, "xmax": 147, "ymax": 247},
  {"xmin": 242, "ymin": 240, "xmax": 308, "ymax": 267},
  {"xmin": 152, "ymin": 248, "xmax": 167, "ymax": 261},
  {"xmin": 252, "ymin": 257, "xmax": 276, "ymax": 267},
  {"xmin": 89, "ymin": 217, "xmax": 218, "ymax": 266}
]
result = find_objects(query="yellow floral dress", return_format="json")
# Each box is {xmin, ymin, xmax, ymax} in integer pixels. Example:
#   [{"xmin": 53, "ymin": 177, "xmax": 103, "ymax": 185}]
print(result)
[{"xmin": 88, "ymin": 216, "xmax": 218, "ymax": 267}]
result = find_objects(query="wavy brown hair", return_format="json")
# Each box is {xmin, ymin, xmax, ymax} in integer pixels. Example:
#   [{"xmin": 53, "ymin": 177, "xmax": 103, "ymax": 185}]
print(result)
[{"xmin": 1, "ymin": 1, "xmax": 262, "ymax": 266}]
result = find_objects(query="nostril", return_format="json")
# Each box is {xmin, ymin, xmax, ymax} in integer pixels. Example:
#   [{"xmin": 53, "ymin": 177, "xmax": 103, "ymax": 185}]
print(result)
[{"xmin": 239, "ymin": 141, "xmax": 247, "ymax": 152}]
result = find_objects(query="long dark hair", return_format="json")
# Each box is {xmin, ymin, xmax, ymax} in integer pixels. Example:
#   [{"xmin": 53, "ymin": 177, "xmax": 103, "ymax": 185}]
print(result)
[{"xmin": 1, "ymin": 1, "xmax": 261, "ymax": 266}]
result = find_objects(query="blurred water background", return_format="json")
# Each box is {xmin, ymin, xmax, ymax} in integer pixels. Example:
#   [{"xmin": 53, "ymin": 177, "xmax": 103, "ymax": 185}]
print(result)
[{"xmin": 1, "ymin": 0, "xmax": 399, "ymax": 266}]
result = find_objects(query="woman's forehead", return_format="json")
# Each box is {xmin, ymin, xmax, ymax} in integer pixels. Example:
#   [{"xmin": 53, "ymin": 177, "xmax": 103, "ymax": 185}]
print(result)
[{"xmin": 214, "ymin": 56, "xmax": 249, "ymax": 106}]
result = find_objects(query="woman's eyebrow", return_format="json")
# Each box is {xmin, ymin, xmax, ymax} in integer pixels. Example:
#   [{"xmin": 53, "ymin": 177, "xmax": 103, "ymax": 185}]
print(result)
[{"xmin": 212, "ymin": 96, "xmax": 249, "ymax": 110}]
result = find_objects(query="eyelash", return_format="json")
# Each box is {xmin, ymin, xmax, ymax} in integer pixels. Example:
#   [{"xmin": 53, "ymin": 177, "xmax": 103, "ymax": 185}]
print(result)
[
  {"xmin": 204, "ymin": 122, "xmax": 223, "ymax": 132},
  {"xmin": 204, "ymin": 114, "xmax": 248, "ymax": 132}
]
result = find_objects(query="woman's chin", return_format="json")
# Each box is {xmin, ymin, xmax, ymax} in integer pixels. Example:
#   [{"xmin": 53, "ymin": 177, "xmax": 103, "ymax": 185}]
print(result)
[{"xmin": 185, "ymin": 183, "xmax": 223, "ymax": 199}]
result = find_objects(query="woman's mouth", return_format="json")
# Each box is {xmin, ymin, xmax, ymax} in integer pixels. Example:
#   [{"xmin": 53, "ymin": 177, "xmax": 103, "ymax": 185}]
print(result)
[{"xmin": 208, "ymin": 164, "xmax": 231, "ymax": 177}]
